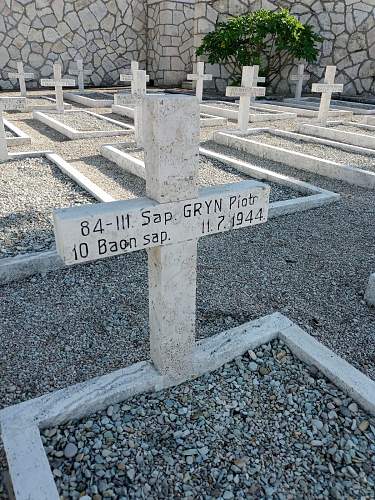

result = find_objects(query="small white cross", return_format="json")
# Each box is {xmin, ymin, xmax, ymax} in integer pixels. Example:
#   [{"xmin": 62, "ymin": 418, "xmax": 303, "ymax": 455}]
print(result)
[
  {"xmin": 53, "ymin": 95, "xmax": 270, "ymax": 377},
  {"xmin": 40, "ymin": 63, "xmax": 76, "ymax": 113},
  {"xmin": 8, "ymin": 62, "xmax": 34, "ymax": 97},
  {"xmin": 69, "ymin": 59, "xmax": 92, "ymax": 91},
  {"xmin": 120, "ymin": 61, "xmax": 150, "ymax": 95},
  {"xmin": 132, "ymin": 69, "xmax": 148, "ymax": 146},
  {"xmin": 226, "ymin": 66, "xmax": 266, "ymax": 131},
  {"xmin": 249, "ymin": 65, "xmax": 265, "ymax": 106},
  {"xmin": 312, "ymin": 65, "xmax": 343, "ymax": 126},
  {"xmin": 290, "ymin": 63, "xmax": 309, "ymax": 99},
  {"xmin": 187, "ymin": 61, "xmax": 212, "ymax": 102},
  {"xmin": 0, "ymin": 97, "xmax": 26, "ymax": 161}
]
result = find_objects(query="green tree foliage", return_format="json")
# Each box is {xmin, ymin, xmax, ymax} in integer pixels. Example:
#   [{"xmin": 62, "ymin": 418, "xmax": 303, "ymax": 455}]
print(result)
[{"xmin": 196, "ymin": 9, "xmax": 322, "ymax": 85}]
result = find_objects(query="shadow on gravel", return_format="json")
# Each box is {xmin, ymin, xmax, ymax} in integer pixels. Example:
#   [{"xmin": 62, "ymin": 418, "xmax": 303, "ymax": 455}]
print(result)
[{"xmin": 23, "ymin": 118, "xmax": 67, "ymax": 142}]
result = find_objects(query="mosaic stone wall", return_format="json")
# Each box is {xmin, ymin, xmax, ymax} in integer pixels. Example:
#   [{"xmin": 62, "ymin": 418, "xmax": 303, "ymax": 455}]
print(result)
[
  {"xmin": 0, "ymin": 0, "xmax": 147, "ymax": 90},
  {"xmin": 147, "ymin": 0, "xmax": 195, "ymax": 86},
  {"xmin": 194, "ymin": 0, "xmax": 375, "ymax": 96}
]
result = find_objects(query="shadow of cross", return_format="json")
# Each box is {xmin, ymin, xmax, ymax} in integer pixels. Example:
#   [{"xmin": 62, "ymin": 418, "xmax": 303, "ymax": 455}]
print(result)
[
  {"xmin": 0, "ymin": 96, "xmax": 26, "ymax": 161},
  {"xmin": 53, "ymin": 95, "xmax": 270, "ymax": 379},
  {"xmin": 226, "ymin": 66, "xmax": 266, "ymax": 131},
  {"xmin": 312, "ymin": 65, "xmax": 343, "ymax": 126}
]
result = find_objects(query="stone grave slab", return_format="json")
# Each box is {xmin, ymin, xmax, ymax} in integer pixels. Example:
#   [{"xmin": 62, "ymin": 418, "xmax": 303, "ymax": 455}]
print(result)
[
  {"xmin": 200, "ymin": 101, "xmax": 296, "ymax": 123},
  {"xmin": 101, "ymin": 141, "xmax": 339, "ymax": 216},
  {"xmin": 213, "ymin": 128, "xmax": 375, "ymax": 189},
  {"xmin": 3, "ymin": 118, "xmax": 31, "ymax": 146},
  {"xmin": 64, "ymin": 91, "xmax": 114, "ymax": 108},
  {"xmin": 32, "ymin": 109, "xmax": 134, "ymax": 140},
  {"xmin": 296, "ymin": 121, "xmax": 375, "ymax": 150}
]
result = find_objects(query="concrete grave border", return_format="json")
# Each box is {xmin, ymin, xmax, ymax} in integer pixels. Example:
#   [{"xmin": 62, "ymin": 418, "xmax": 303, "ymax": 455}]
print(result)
[
  {"xmin": 296, "ymin": 121, "xmax": 375, "ymax": 150},
  {"xmin": 25, "ymin": 96, "xmax": 72, "ymax": 112},
  {"xmin": 200, "ymin": 101, "xmax": 297, "ymax": 123},
  {"xmin": 101, "ymin": 141, "xmax": 339, "ymax": 216},
  {"xmin": 1, "ymin": 312, "xmax": 374, "ymax": 500},
  {"xmin": 64, "ymin": 91, "xmax": 114, "ymax": 108},
  {"xmin": 0, "ymin": 151, "xmax": 115, "ymax": 286},
  {"xmin": 362, "ymin": 116, "xmax": 375, "ymax": 126},
  {"xmin": 285, "ymin": 96, "xmax": 375, "ymax": 115},
  {"xmin": 213, "ymin": 128, "xmax": 375, "ymax": 189},
  {"xmin": 3, "ymin": 118, "xmax": 31, "ymax": 146},
  {"xmin": 253, "ymin": 101, "xmax": 352, "ymax": 119},
  {"xmin": 32, "ymin": 109, "xmax": 134, "ymax": 139},
  {"xmin": 112, "ymin": 103, "xmax": 134, "ymax": 119}
]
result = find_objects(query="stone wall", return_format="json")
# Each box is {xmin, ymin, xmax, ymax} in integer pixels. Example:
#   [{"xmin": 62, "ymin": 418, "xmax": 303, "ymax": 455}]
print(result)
[
  {"xmin": 0, "ymin": 0, "xmax": 147, "ymax": 90},
  {"xmin": 193, "ymin": 0, "xmax": 375, "ymax": 96},
  {"xmin": 147, "ymin": 0, "xmax": 195, "ymax": 86}
]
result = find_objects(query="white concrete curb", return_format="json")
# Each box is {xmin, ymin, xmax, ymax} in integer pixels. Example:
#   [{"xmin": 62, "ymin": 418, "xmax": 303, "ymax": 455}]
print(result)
[
  {"xmin": 256, "ymin": 100, "xmax": 353, "ymax": 119},
  {"xmin": 3, "ymin": 118, "xmax": 31, "ymax": 146},
  {"xmin": 213, "ymin": 130, "xmax": 375, "ymax": 189},
  {"xmin": 112, "ymin": 103, "xmax": 135, "ymax": 119},
  {"xmin": 296, "ymin": 121, "xmax": 375, "ymax": 150},
  {"xmin": 33, "ymin": 109, "xmax": 134, "ymax": 139},
  {"xmin": 64, "ymin": 91, "xmax": 114, "ymax": 108},
  {"xmin": 1, "ymin": 313, "xmax": 374, "ymax": 499},
  {"xmin": 284, "ymin": 96, "xmax": 375, "ymax": 115},
  {"xmin": 365, "ymin": 273, "xmax": 375, "ymax": 307}
]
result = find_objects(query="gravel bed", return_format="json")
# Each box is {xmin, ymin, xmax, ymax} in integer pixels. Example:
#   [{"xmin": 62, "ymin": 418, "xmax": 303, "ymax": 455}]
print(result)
[
  {"xmin": 26, "ymin": 97, "xmax": 55, "ymax": 106},
  {"xmin": 0, "ymin": 157, "xmax": 94, "ymax": 258},
  {"xmin": 251, "ymin": 132, "xmax": 375, "ymax": 171},
  {"xmin": 329, "ymin": 124, "xmax": 375, "ymax": 137},
  {"xmin": 207, "ymin": 102, "xmax": 270, "ymax": 115},
  {"xmin": 76, "ymin": 92, "xmax": 114, "ymax": 100},
  {"xmin": 47, "ymin": 111, "xmax": 126, "ymax": 132},
  {"xmin": 43, "ymin": 339, "xmax": 375, "ymax": 499},
  {"xmin": 103, "ymin": 143, "xmax": 301, "ymax": 202}
]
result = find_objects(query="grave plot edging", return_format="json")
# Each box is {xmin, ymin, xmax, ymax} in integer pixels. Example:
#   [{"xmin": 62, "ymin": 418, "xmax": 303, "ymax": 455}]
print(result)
[
  {"xmin": 214, "ymin": 131, "xmax": 375, "ymax": 189},
  {"xmin": 64, "ymin": 92, "xmax": 113, "ymax": 108},
  {"xmin": 200, "ymin": 103, "xmax": 296, "ymax": 123},
  {"xmin": 3, "ymin": 118, "xmax": 31, "ymax": 146},
  {"xmin": 111, "ymin": 104, "xmax": 135, "ymax": 119},
  {"xmin": 296, "ymin": 122, "xmax": 375, "ymax": 150},
  {"xmin": 284, "ymin": 97, "xmax": 375, "ymax": 115},
  {"xmin": 1, "ymin": 312, "xmax": 375, "ymax": 500},
  {"xmin": 101, "ymin": 143, "xmax": 145, "ymax": 178},
  {"xmin": 25, "ymin": 97, "xmax": 72, "ymax": 112},
  {"xmin": 32, "ymin": 110, "xmax": 134, "ymax": 140},
  {"xmin": 0, "ymin": 151, "xmax": 115, "ymax": 285}
]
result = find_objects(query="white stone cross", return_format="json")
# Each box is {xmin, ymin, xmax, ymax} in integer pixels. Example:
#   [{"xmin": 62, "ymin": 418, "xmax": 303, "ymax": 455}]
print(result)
[
  {"xmin": 40, "ymin": 64, "xmax": 76, "ymax": 113},
  {"xmin": 187, "ymin": 61, "xmax": 213, "ymax": 102},
  {"xmin": 53, "ymin": 95, "xmax": 270, "ymax": 378},
  {"xmin": 290, "ymin": 63, "xmax": 309, "ymax": 99},
  {"xmin": 0, "ymin": 97, "xmax": 26, "ymax": 161},
  {"xmin": 120, "ymin": 61, "xmax": 150, "ymax": 95},
  {"xmin": 132, "ymin": 69, "xmax": 147, "ymax": 147},
  {"xmin": 312, "ymin": 65, "xmax": 343, "ymax": 126},
  {"xmin": 249, "ymin": 65, "xmax": 266, "ymax": 106},
  {"xmin": 226, "ymin": 66, "xmax": 266, "ymax": 131},
  {"xmin": 8, "ymin": 62, "xmax": 34, "ymax": 97},
  {"xmin": 69, "ymin": 59, "xmax": 92, "ymax": 91}
]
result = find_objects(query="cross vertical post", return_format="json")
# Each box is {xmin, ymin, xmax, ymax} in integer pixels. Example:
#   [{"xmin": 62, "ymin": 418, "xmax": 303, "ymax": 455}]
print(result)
[
  {"xmin": 0, "ymin": 97, "xmax": 26, "ymax": 161},
  {"xmin": 290, "ymin": 63, "xmax": 309, "ymax": 99},
  {"xmin": 40, "ymin": 64, "xmax": 76, "ymax": 113},
  {"xmin": 249, "ymin": 65, "xmax": 265, "ymax": 107},
  {"xmin": 70, "ymin": 59, "xmax": 92, "ymax": 91},
  {"xmin": 312, "ymin": 65, "xmax": 343, "ymax": 126},
  {"xmin": 0, "ymin": 111, "xmax": 7, "ymax": 162},
  {"xmin": 226, "ymin": 66, "xmax": 266, "ymax": 132},
  {"xmin": 8, "ymin": 62, "xmax": 34, "ymax": 97},
  {"xmin": 187, "ymin": 61, "xmax": 212, "ymax": 102},
  {"xmin": 144, "ymin": 96, "xmax": 200, "ymax": 376},
  {"xmin": 133, "ymin": 70, "xmax": 147, "ymax": 146}
]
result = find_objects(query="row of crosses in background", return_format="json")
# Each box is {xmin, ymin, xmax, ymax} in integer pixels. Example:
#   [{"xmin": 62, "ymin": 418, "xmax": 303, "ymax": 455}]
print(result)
[{"xmin": 54, "ymin": 94, "xmax": 270, "ymax": 378}]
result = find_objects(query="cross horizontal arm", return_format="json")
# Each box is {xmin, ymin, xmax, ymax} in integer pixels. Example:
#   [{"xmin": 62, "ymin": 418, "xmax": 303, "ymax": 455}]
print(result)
[
  {"xmin": 40, "ymin": 78, "xmax": 76, "ymax": 87},
  {"xmin": 120, "ymin": 74, "xmax": 150, "ymax": 83},
  {"xmin": 70, "ymin": 69, "xmax": 92, "ymax": 75},
  {"xmin": 187, "ymin": 74, "xmax": 213, "ymax": 81},
  {"xmin": 54, "ymin": 180, "xmax": 269, "ymax": 265},
  {"xmin": 290, "ymin": 74, "xmax": 309, "ymax": 81},
  {"xmin": 8, "ymin": 72, "xmax": 34, "ymax": 79},
  {"xmin": 226, "ymin": 86, "xmax": 266, "ymax": 98},
  {"xmin": 312, "ymin": 83, "xmax": 343, "ymax": 93}
]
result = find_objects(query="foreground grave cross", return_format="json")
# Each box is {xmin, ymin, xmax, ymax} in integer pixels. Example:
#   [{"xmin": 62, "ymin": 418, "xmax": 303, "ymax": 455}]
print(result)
[
  {"xmin": 226, "ymin": 66, "xmax": 266, "ymax": 132},
  {"xmin": 0, "ymin": 97, "xmax": 25, "ymax": 161},
  {"xmin": 69, "ymin": 59, "xmax": 92, "ymax": 91},
  {"xmin": 8, "ymin": 62, "xmax": 34, "ymax": 97},
  {"xmin": 249, "ymin": 65, "xmax": 266, "ymax": 106},
  {"xmin": 290, "ymin": 63, "xmax": 309, "ymax": 99},
  {"xmin": 187, "ymin": 61, "xmax": 213, "ymax": 102},
  {"xmin": 40, "ymin": 63, "xmax": 76, "ymax": 113},
  {"xmin": 53, "ymin": 95, "xmax": 270, "ymax": 377},
  {"xmin": 120, "ymin": 61, "xmax": 150, "ymax": 95},
  {"xmin": 312, "ymin": 65, "xmax": 343, "ymax": 126}
]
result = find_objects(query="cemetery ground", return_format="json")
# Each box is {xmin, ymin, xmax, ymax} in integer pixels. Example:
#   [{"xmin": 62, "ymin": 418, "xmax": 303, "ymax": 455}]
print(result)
[{"xmin": 0, "ymin": 90, "xmax": 374, "ymax": 498}]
